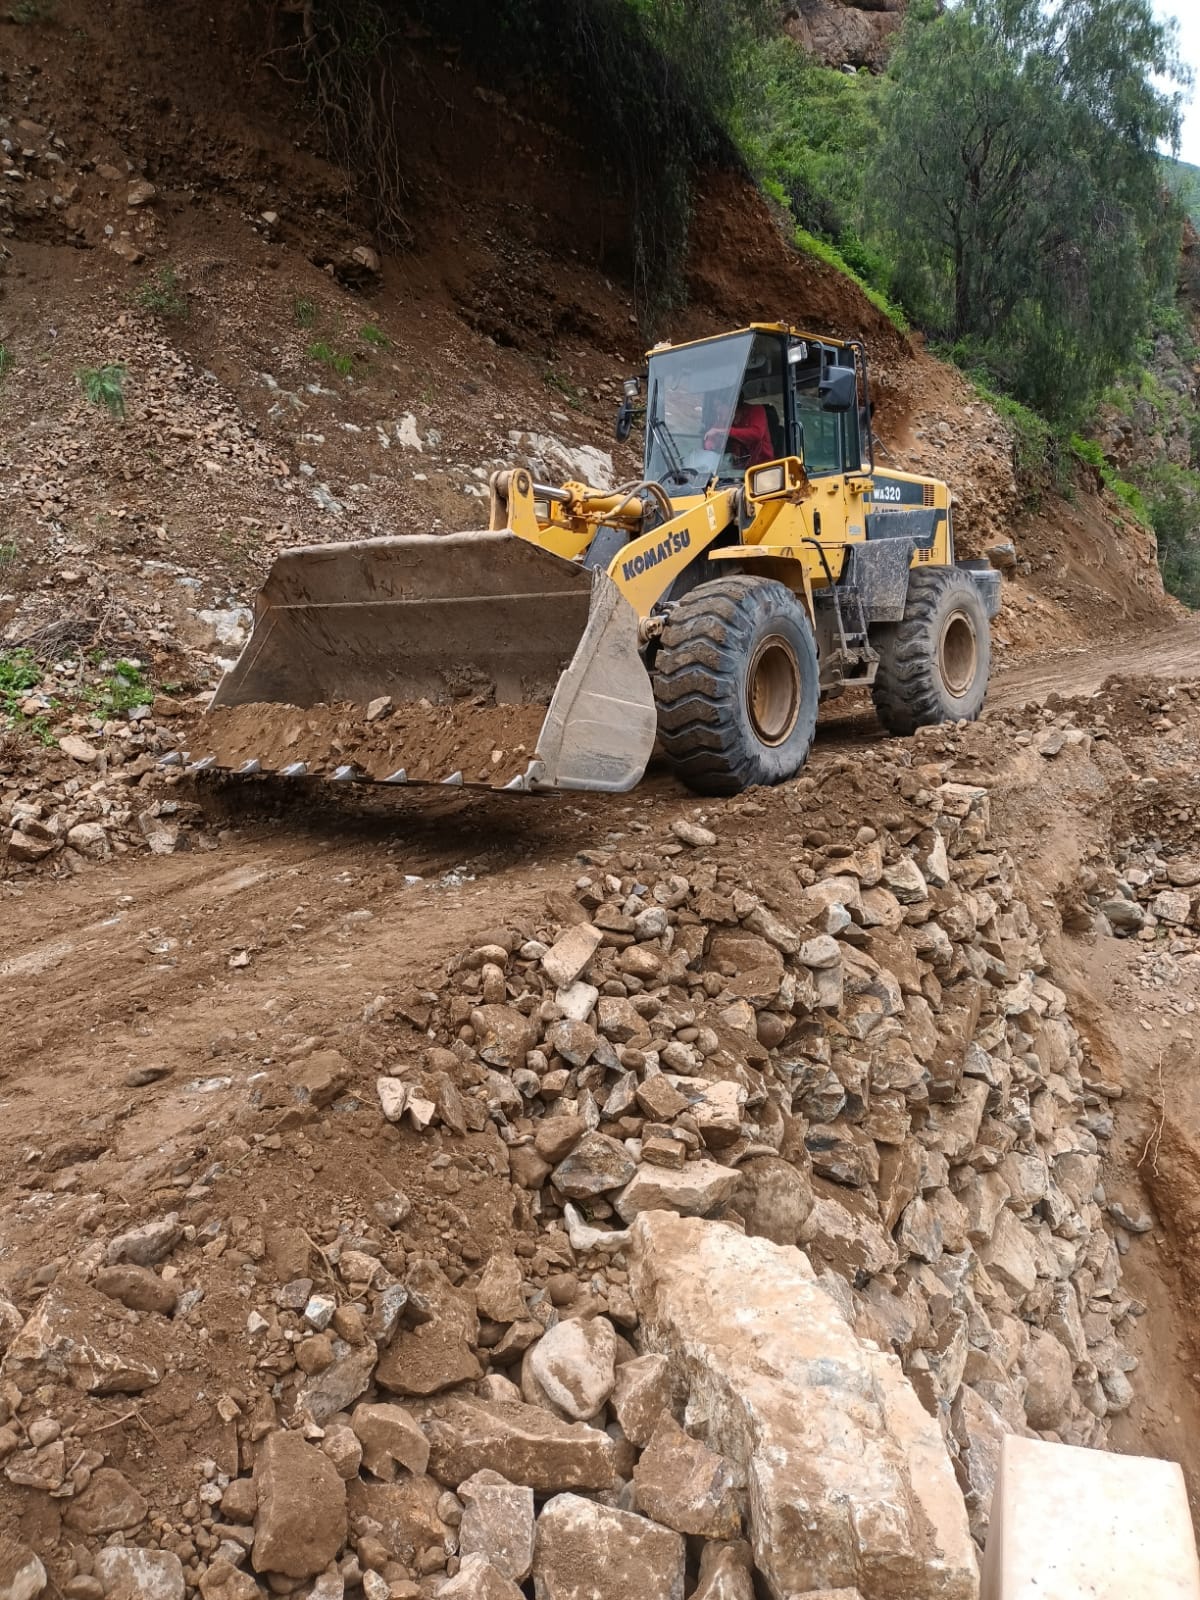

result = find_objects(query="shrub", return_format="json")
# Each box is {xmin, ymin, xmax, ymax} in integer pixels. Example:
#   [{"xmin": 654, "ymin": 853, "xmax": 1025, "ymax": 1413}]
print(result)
[
  {"xmin": 359, "ymin": 323, "xmax": 389, "ymax": 347},
  {"xmin": 0, "ymin": 344, "xmax": 13, "ymax": 381},
  {"xmin": 294, "ymin": 297, "xmax": 318, "ymax": 328},
  {"xmin": 135, "ymin": 265, "xmax": 188, "ymax": 319},
  {"xmin": 78, "ymin": 364, "xmax": 127, "ymax": 418}
]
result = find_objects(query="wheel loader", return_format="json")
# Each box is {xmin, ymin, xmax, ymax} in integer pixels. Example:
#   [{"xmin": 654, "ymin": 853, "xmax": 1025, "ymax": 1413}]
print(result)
[{"xmin": 177, "ymin": 324, "xmax": 1000, "ymax": 795}]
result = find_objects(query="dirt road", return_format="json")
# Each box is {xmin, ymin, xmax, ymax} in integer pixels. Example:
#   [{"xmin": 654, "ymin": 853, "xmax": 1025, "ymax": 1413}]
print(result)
[{"xmin": 6, "ymin": 614, "xmax": 1199, "ymax": 1162}]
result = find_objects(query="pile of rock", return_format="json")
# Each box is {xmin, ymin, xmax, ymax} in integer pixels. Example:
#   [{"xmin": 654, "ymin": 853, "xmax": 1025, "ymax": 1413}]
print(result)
[
  {"xmin": 0, "ymin": 750, "xmax": 1147, "ymax": 1598},
  {"xmin": 2, "ymin": 713, "xmax": 208, "ymax": 871}
]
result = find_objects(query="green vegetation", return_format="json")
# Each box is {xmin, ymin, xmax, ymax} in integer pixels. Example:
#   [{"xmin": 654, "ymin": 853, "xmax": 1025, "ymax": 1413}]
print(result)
[
  {"xmin": 359, "ymin": 322, "xmax": 389, "ymax": 347},
  {"xmin": 0, "ymin": 344, "xmax": 13, "ymax": 382},
  {"xmin": 78, "ymin": 364, "xmax": 127, "ymax": 418},
  {"xmin": 6, "ymin": 0, "xmax": 56, "ymax": 22},
  {"xmin": 294, "ymin": 296, "xmax": 318, "ymax": 328},
  {"xmin": 870, "ymin": 0, "xmax": 1183, "ymax": 423},
  {"xmin": 87, "ymin": 659, "xmax": 153, "ymax": 717},
  {"xmin": 134, "ymin": 265, "xmax": 188, "ymax": 319},
  {"xmin": 307, "ymin": 340, "xmax": 354, "ymax": 376},
  {"xmin": 793, "ymin": 227, "xmax": 907, "ymax": 334},
  {"xmin": 0, "ymin": 650, "xmax": 40, "ymax": 722}
]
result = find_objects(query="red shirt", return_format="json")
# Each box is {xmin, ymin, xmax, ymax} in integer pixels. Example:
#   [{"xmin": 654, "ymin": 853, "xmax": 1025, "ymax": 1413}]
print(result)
[{"xmin": 707, "ymin": 403, "xmax": 774, "ymax": 467}]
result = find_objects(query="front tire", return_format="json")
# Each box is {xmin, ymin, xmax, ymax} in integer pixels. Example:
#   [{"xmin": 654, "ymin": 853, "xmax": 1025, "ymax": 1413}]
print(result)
[
  {"xmin": 653, "ymin": 575, "xmax": 820, "ymax": 795},
  {"xmin": 872, "ymin": 566, "xmax": 990, "ymax": 736}
]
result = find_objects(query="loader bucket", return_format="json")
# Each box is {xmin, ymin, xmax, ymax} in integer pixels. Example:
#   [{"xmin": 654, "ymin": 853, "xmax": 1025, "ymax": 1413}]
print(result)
[{"xmin": 191, "ymin": 531, "xmax": 658, "ymax": 793}]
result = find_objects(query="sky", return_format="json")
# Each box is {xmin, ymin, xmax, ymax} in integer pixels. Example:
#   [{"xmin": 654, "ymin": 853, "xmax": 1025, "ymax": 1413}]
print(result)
[{"xmin": 1156, "ymin": 2, "xmax": 1200, "ymax": 165}]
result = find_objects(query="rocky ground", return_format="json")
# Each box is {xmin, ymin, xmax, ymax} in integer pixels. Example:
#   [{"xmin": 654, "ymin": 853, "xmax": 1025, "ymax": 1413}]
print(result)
[{"xmin": 4, "ymin": 661, "xmax": 1200, "ymax": 1599}]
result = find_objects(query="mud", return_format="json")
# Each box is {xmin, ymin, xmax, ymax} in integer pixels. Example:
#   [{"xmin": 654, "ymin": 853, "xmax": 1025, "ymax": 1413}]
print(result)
[{"xmin": 201, "ymin": 698, "xmax": 550, "ymax": 786}]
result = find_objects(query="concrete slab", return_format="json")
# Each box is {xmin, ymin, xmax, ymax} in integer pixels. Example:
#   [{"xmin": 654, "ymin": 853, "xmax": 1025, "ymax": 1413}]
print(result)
[{"xmin": 981, "ymin": 1434, "xmax": 1200, "ymax": 1600}]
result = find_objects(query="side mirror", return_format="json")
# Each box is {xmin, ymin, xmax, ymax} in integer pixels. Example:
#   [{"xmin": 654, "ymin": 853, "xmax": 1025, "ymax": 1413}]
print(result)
[
  {"xmin": 614, "ymin": 374, "xmax": 643, "ymax": 442},
  {"xmin": 819, "ymin": 367, "xmax": 858, "ymax": 413}
]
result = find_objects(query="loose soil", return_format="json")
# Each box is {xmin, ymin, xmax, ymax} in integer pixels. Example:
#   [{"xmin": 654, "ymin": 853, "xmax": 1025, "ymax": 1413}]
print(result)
[{"xmin": 202, "ymin": 699, "xmax": 550, "ymax": 787}]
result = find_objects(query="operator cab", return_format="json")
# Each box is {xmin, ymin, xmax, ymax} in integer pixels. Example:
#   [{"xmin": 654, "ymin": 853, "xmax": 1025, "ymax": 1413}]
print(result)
[{"xmin": 627, "ymin": 326, "xmax": 869, "ymax": 491}]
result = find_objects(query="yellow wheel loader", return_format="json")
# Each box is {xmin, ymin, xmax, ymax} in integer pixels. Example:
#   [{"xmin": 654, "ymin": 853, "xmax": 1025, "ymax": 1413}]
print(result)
[{"xmin": 178, "ymin": 324, "xmax": 999, "ymax": 795}]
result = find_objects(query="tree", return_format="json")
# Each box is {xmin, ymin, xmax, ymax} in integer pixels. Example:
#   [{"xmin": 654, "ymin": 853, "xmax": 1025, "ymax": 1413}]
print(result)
[{"xmin": 870, "ymin": 0, "xmax": 1187, "ymax": 420}]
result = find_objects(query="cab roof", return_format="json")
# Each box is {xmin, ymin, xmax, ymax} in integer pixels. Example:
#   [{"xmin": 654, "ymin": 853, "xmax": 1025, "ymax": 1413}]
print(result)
[{"xmin": 645, "ymin": 323, "xmax": 852, "ymax": 359}]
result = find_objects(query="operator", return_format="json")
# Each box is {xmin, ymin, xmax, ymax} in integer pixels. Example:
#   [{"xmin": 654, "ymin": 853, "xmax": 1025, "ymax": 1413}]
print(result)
[{"xmin": 704, "ymin": 393, "xmax": 774, "ymax": 468}]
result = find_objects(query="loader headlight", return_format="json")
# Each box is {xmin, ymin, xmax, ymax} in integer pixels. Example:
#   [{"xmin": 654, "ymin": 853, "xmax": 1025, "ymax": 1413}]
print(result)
[{"xmin": 750, "ymin": 464, "xmax": 786, "ymax": 498}]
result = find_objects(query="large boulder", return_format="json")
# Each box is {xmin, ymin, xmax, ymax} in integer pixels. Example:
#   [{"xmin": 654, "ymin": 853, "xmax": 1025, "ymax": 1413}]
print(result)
[{"xmin": 629, "ymin": 1213, "xmax": 978, "ymax": 1600}]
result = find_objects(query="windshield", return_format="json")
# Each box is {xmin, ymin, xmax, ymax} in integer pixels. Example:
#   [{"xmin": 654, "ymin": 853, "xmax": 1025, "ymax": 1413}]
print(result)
[{"xmin": 645, "ymin": 332, "xmax": 782, "ymax": 488}]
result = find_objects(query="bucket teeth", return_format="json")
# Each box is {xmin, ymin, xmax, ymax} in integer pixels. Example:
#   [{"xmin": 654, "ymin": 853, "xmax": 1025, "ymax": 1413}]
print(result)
[
  {"xmin": 188, "ymin": 756, "xmax": 217, "ymax": 774},
  {"xmin": 331, "ymin": 764, "xmax": 359, "ymax": 783},
  {"xmin": 235, "ymin": 759, "xmax": 262, "ymax": 777},
  {"xmin": 280, "ymin": 761, "xmax": 308, "ymax": 778},
  {"xmin": 502, "ymin": 772, "xmax": 530, "ymax": 791},
  {"xmin": 441, "ymin": 771, "xmax": 464, "ymax": 787},
  {"xmin": 159, "ymin": 751, "xmax": 185, "ymax": 769},
  {"xmin": 383, "ymin": 769, "xmax": 409, "ymax": 785}
]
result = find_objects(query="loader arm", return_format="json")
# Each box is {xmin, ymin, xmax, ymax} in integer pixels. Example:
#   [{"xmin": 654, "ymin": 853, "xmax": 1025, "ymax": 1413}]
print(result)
[{"xmin": 491, "ymin": 467, "xmax": 738, "ymax": 620}]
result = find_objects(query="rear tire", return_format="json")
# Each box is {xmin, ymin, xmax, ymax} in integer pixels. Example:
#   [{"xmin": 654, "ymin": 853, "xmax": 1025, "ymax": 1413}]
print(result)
[
  {"xmin": 653, "ymin": 575, "xmax": 819, "ymax": 795},
  {"xmin": 871, "ymin": 566, "xmax": 990, "ymax": 736}
]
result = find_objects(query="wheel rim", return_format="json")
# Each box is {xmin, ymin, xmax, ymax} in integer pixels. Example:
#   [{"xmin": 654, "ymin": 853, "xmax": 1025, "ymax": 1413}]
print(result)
[
  {"xmin": 747, "ymin": 634, "xmax": 801, "ymax": 746},
  {"xmin": 939, "ymin": 611, "xmax": 978, "ymax": 698}
]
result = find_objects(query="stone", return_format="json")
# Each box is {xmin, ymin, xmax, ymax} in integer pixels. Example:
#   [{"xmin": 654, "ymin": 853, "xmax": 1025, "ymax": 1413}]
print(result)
[
  {"xmin": 434, "ymin": 1555, "xmax": 522, "ymax": 1599},
  {"xmin": 533, "ymin": 1493, "xmax": 685, "ymax": 1600},
  {"xmin": 68, "ymin": 821, "xmax": 112, "ymax": 860},
  {"xmin": 798, "ymin": 934, "xmax": 842, "ymax": 969},
  {"xmin": 629, "ymin": 1214, "xmax": 977, "ymax": 1600},
  {"xmin": 690, "ymin": 1542, "xmax": 755, "ymax": 1600},
  {"xmin": 883, "ymin": 856, "xmax": 928, "ymax": 903},
  {"xmin": 458, "ymin": 1470, "xmax": 535, "ymax": 1582},
  {"xmin": 64, "ymin": 1469, "xmax": 147, "ymax": 1535},
  {"xmin": 251, "ymin": 1430, "xmax": 348, "ymax": 1578},
  {"xmin": 1151, "ymin": 888, "xmax": 1191, "ymax": 925},
  {"xmin": 92, "ymin": 1549, "xmax": 185, "ymax": 1600},
  {"xmin": 377, "ymin": 1078, "xmax": 410, "ymax": 1122},
  {"xmin": 535, "ymin": 1115, "xmax": 586, "ymax": 1164},
  {"xmin": 126, "ymin": 179, "xmax": 157, "ymax": 206},
  {"xmin": 472, "ymin": 1006, "xmax": 538, "ymax": 1070},
  {"xmin": 979, "ymin": 1208, "xmax": 1038, "ymax": 1300},
  {"xmin": 352, "ymin": 1403, "xmax": 431, "ymax": 1479},
  {"xmin": 544, "ymin": 1019, "xmax": 598, "ymax": 1066},
  {"xmin": 107, "ymin": 1214, "xmax": 183, "ymax": 1267},
  {"xmin": 1021, "ymin": 1328, "xmax": 1074, "ymax": 1432},
  {"xmin": 321, "ymin": 1425, "xmax": 362, "ymax": 1480},
  {"xmin": 346, "ymin": 1477, "xmax": 444, "ymax": 1573},
  {"xmin": 375, "ymin": 1263, "xmax": 481, "ymax": 1396},
  {"xmin": 611, "ymin": 1351, "xmax": 676, "ymax": 1447},
  {"xmin": 672, "ymin": 817, "xmax": 716, "ymax": 848},
  {"xmin": 923, "ymin": 1080, "xmax": 990, "ymax": 1163},
  {"xmin": 525, "ymin": 1316, "xmax": 617, "ymax": 1421},
  {"xmin": 197, "ymin": 1562, "xmax": 262, "ymax": 1600},
  {"xmin": 59, "ymin": 734, "xmax": 99, "ymax": 763},
  {"xmin": 633, "ymin": 1414, "xmax": 741, "ymax": 1537},
  {"xmin": 541, "ymin": 925, "xmax": 603, "ymax": 989},
  {"xmin": 799, "ymin": 1193, "xmax": 900, "ymax": 1279},
  {"xmin": 295, "ymin": 1341, "xmax": 378, "ymax": 1424},
  {"xmin": 637, "ymin": 1075, "xmax": 689, "ymax": 1122},
  {"xmin": 0, "ymin": 1539, "xmax": 45, "ymax": 1600},
  {"xmin": 475, "ymin": 1254, "xmax": 526, "ymax": 1324},
  {"xmin": 731, "ymin": 1155, "xmax": 814, "ymax": 1245},
  {"xmin": 552, "ymin": 1132, "xmax": 637, "ymax": 1199},
  {"xmin": 950, "ymin": 1386, "xmax": 1012, "ymax": 1543},
  {"xmin": 1099, "ymin": 896, "xmax": 1144, "ymax": 932},
  {"xmin": 958, "ymin": 1172, "xmax": 1011, "ymax": 1245},
  {"xmin": 220, "ymin": 1478, "xmax": 259, "ymax": 1523},
  {"xmin": 980, "ymin": 1435, "xmax": 1200, "ymax": 1600},
  {"xmin": 93, "ymin": 1265, "xmax": 178, "ymax": 1317},
  {"xmin": 423, "ymin": 1397, "xmax": 619, "ymax": 1492},
  {"xmin": 614, "ymin": 1159, "xmax": 740, "ymax": 1223},
  {"xmin": 2, "ymin": 1281, "xmax": 163, "ymax": 1397}
]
